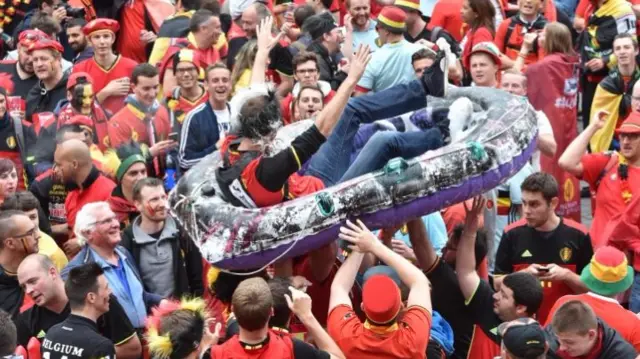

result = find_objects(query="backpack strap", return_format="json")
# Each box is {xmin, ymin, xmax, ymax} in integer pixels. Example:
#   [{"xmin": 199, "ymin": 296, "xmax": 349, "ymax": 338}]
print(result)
[
  {"xmin": 503, "ymin": 16, "xmax": 519, "ymax": 52},
  {"xmin": 11, "ymin": 116, "xmax": 28, "ymax": 172},
  {"xmin": 594, "ymin": 152, "xmax": 619, "ymax": 190}
]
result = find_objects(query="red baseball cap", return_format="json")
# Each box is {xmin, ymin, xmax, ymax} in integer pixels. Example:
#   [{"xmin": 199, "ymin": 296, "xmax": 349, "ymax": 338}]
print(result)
[
  {"xmin": 362, "ymin": 274, "xmax": 402, "ymax": 324},
  {"xmin": 616, "ymin": 111, "xmax": 640, "ymax": 135}
]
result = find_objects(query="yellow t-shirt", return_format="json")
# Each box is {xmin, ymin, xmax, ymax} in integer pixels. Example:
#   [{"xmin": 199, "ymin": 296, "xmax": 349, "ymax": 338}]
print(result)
[
  {"xmin": 232, "ymin": 69, "xmax": 252, "ymax": 96},
  {"xmin": 38, "ymin": 232, "xmax": 68, "ymax": 271}
]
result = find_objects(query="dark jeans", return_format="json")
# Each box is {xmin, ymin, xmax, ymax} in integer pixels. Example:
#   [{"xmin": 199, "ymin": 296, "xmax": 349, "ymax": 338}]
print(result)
[{"xmin": 305, "ymin": 80, "xmax": 429, "ymax": 187}]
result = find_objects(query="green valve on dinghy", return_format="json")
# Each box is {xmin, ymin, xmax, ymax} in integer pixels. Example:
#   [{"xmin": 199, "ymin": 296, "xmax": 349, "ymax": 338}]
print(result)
[
  {"xmin": 315, "ymin": 192, "xmax": 335, "ymax": 217},
  {"xmin": 467, "ymin": 141, "xmax": 486, "ymax": 161},
  {"xmin": 384, "ymin": 157, "xmax": 409, "ymax": 176}
]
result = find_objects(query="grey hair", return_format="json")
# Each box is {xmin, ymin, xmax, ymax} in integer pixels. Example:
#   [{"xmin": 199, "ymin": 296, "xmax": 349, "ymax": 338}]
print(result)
[{"xmin": 74, "ymin": 201, "xmax": 111, "ymax": 246}]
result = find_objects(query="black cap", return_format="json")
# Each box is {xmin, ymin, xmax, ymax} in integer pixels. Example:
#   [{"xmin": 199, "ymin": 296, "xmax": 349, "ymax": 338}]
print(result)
[
  {"xmin": 303, "ymin": 14, "xmax": 337, "ymax": 40},
  {"xmin": 502, "ymin": 323, "xmax": 547, "ymax": 359}
]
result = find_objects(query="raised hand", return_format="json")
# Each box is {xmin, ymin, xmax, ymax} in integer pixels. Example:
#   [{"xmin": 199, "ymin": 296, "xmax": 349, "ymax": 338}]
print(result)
[
  {"xmin": 256, "ymin": 16, "xmax": 284, "ymax": 52},
  {"xmin": 346, "ymin": 45, "xmax": 372, "ymax": 82},
  {"xmin": 338, "ymin": 219, "xmax": 379, "ymax": 253},
  {"xmin": 463, "ymin": 196, "xmax": 486, "ymax": 234}
]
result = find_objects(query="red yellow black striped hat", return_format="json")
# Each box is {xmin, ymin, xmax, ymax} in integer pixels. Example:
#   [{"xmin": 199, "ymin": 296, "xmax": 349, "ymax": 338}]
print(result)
[
  {"xmin": 394, "ymin": 0, "xmax": 421, "ymax": 13},
  {"xmin": 616, "ymin": 111, "xmax": 640, "ymax": 135},
  {"xmin": 376, "ymin": 6, "xmax": 407, "ymax": 33}
]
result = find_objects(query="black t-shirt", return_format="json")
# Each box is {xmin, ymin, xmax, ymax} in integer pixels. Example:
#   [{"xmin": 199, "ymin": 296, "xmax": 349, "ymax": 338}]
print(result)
[
  {"xmin": 16, "ymin": 295, "xmax": 136, "ymax": 347},
  {"xmin": 226, "ymin": 37, "xmax": 293, "ymax": 79},
  {"xmin": 426, "ymin": 258, "xmax": 473, "ymax": 359},
  {"xmin": 0, "ymin": 61, "xmax": 38, "ymax": 99},
  {"xmin": 466, "ymin": 279, "xmax": 501, "ymax": 343},
  {"xmin": 494, "ymin": 218, "xmax": 593, "ymax": 322},
  {"xmin": 29, "ymin": 171, "xmax": 68, "ymax": 225},
  {"xmin": 291, "ymin": 339, "xmax": 330, "ymax": 359},
  {"xmin": 42, "ymin": 314, "xmax": 115, "ymax": 359}
]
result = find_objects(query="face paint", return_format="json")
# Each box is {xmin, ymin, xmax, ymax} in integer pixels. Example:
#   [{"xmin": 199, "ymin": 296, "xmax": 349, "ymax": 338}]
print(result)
[{"xmin": 145, "ymin": 202, "xmax": 157, "ymax": 217}]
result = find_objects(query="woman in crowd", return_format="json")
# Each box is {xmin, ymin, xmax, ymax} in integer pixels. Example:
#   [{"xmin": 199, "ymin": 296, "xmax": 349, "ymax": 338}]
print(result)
[
  {"xmin": 460, "ymin": 0, "xmax": 496, "ymax": 84},
  {"xmin": 231, "ymin": 40, "xmax": 259, "ymax": 96},
  {"xmin": 0, "ymin": 159, "xmax": 18, "ymax": 205}
]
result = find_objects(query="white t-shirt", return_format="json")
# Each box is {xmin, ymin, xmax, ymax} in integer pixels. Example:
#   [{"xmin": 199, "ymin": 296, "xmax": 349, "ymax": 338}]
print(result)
[
  {"xmin": 214, "ymin": 107, "xmax": 231, "ymax": 140},
  {"xmin": 532, "ymin": 110, "xmax": 553, "ymax": 171}
]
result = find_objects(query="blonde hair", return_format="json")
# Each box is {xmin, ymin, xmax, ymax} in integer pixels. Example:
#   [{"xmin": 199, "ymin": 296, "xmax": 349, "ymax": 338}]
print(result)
[
  {"xmin": 543, "ymin": 22, "xmax": 574, "ymax": 56},
  {"xmin": 231, "ymin": 40, "xmax": 258, "ymax": 88}
]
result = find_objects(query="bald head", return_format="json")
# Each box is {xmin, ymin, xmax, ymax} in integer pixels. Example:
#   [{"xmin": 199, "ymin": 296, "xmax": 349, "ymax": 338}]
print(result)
[
  {"xmin": 18, "ymin": 254, "xmax": 54, "ymax": 275},
  {"xmin": 56, "ymin": 139, "xmax": 92, "ymax": 164},
  {"xmin": 242, "ymin": 2, "xmax": 270, "ymax": 38},
  {"xmin": 0, "ymin": 210, "xmax": 25, "ymax": 247}
]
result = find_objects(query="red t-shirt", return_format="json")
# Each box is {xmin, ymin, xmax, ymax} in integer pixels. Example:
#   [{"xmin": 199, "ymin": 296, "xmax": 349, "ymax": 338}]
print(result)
[
  {"xmin": 117, "ymin": 0, "xmax": 148, "ymax": 63},
  {"xmin": 72, "ymin": 56, "xmax": 138, "ymax": 116},
  {"xmin": 107, "ymin": 104, "xmax": 172, "ymax": 148},
  {"xmin": 65, "ymin": 169, "xmax": 116, "ymax": 232},
  {"xmin": 546, "ymin": 293, "xmax": 640, "ymax": 351},
  {"xmin": 427, "ymin": 0, "xmax": 465, "ymax": 42},
  {"xmin": 462, "ymin": 27, "xmax": 494, "ymax": 69},
  {"xmin": 327, "ymin": 305, "xmax": 431, "ymax": 359},
  {"xmin": 581, "ymin": 153, "xmax": 640, "ymax": 248}
]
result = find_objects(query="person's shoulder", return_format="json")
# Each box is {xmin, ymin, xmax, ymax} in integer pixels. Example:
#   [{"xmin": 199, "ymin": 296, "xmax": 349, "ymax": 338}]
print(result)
[
  {"xmin": 503, "ymin": 218, "xmax": 529, "ymax": 234},
  {"xmin": 119, "ymin": 56, "xmax": 139, "ymax": 68},
  {"xmin": 559, "ymin": 217, "xmax": 589, "ymax": 235}
]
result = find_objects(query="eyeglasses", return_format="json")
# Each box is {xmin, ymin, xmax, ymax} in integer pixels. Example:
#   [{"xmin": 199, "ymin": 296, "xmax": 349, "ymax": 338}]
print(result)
[
  {"xmin": 90, "ymin": 216, "xmax": 118, "ymax": 226},
  {"xmin": 12, "ymin": 226, "xmax": 39, "ymax": 240}
]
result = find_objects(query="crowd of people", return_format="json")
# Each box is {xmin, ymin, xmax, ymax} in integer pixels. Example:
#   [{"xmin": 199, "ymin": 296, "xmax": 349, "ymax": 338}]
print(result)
[{"xmin": 0, "ymin": 0, "xmax": 639, "ymax": 357}]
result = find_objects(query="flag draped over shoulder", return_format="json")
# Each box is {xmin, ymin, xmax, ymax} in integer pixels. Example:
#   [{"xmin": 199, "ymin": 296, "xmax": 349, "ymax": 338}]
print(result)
[
  {"xmin": 589, "ymin": 68, "xmax": 640, "ymax": 153},
  {"xmin": 526, "ymin": 53, "xmax": 582, "ymax": 221}
]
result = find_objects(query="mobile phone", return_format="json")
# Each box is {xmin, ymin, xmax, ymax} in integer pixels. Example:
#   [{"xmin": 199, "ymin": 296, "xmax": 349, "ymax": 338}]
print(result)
[
  {"xmin": 169, "ymin": 132, "xmax": 179, "ymax": 141},
  {"xmin": 538, "ymin": 266, "xmax": 549, "ymax": 273}
]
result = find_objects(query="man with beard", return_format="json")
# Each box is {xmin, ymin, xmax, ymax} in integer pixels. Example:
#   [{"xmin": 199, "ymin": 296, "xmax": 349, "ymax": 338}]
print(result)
[
  {"xmin": 0, "ymin": 210, "xmax": 41, "ymax": 318},
  {"xmin": 25, "ymin": 39, "xmax": 68, "ymax": 128},
  {"xmin": 178, "ymin": 63, "xmax": 231, "ymax": 171},
  {"xmin": 72, "ymin": 19, "xmax": 137, "ymax": 117},
  {"xmin": 560, "ymin": 111, "xmax": 640, "ymax": 249},
  {"xmin": 159, "ymin": 9, "xmax": 224, "ymax": 97},
  {"xmin": 344, "ymin": 0, "xmax": 379, "ymax": 51},
  {"xmin": 53, "ymin": 139, "xmax": 115, "ymax": 246},
  {"xmin": 493, "ymin": 173, "xmax": 592, "ymax": 324},
  {"xmin": 306, "ymin": 14, "xmax": 347, "ymax": 90},
  {"xmin": 62, "ymin": 202, "xmax": 164, "ymax": 331},
  {"xmin": 121, "ymin": 177, "xmax": 203, "ymax": 298},
  {"xmin": 65, "ymin": 18, "xmax": 93, "ymax": 64},
  {"xmin": 15, "ymin": 254, "xmax": 141, "ymax": 359},
  {"xmin": 42, "ymin": 263, "xmax": 115, "ymax": 359},
  {"xmin": 56, "ymin": 73, "xmax": 110, "ymax": 152},
  {"xmin": 0, "ymin": 30, "xmax": 45, "ymax": 100},
  {"xmin": 30, "ymin": 125, "xmax": 98, "ymax": 243}
]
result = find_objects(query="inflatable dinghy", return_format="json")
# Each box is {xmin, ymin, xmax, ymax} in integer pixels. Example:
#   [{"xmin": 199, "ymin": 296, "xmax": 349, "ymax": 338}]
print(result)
[{"xmin": 169, "ymin": 86, "xmax": 538, "ymax": 270}]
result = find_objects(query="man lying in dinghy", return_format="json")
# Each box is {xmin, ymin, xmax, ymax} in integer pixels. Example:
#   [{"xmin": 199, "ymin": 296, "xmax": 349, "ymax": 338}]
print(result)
[{"xmin": 217, "ymin": 17, "xmax": 457, "ymax": 209}]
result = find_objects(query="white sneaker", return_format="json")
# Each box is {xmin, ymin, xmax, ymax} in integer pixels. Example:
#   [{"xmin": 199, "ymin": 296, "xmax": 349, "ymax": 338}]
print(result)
[{"xmin": 448, "ymin": 97, "xmax": 473, "ymax": 143}]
